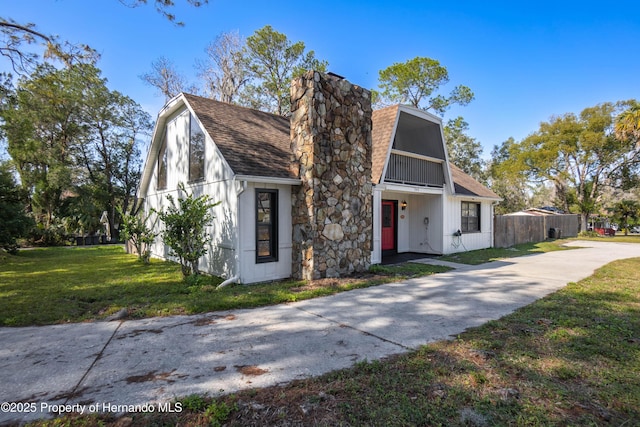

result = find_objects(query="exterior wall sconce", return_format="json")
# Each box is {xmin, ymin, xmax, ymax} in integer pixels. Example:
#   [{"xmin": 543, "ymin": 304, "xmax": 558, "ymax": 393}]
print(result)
[{"xmin": 401, "ymin": 200, "xmax": 407, "ymax": 210}]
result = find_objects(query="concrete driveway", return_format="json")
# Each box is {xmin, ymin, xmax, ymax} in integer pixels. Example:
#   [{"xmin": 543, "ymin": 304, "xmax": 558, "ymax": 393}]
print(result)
[{"xmin": 1, "ymin": 240, "xmax": 639, "ymax": 425}]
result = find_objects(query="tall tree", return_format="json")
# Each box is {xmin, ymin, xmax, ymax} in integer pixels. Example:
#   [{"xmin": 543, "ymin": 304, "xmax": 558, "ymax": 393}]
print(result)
[
  {"xmin": 1, "ymin": 64, "xmax": 88, "ymax": 226},
  {"xmin": 195, "ymin": 30, "xmax": 248, "ymax": 103},
  {"xmin": 1, "ymin": 63, "xmax": 151, "ymax": 238},
  {"xmin": 488, "ymin": 137, "xmax": 531, "ymax": 214},
  {"xmin": 608, "ymin": 199, "xmax": 640, "ymax": 235},
  {"xmin": 615, "ymin": 99, "xmax": 640, "ymax": 145},
  {"xmin": 500, "ymin": 102, "xmax": 640, "ymax": 230},
  {"xmin": 0, "ymin": 160, "xmax": 34, "ymax": 253},
  {"xmin": 77, "ymin": 72, "xmax": 151, "ymax": 239},
  {"xmin": 376, "ymin": 56, "xmax": 474, "ymax": 115},
  {"xmin": 443, "ymin": 116, "xmax": 485, "ymax": 181},
  {"xmin": 241, "ymin": 25, "xmax": 328, "ymax": 116},
  {"xmin": 140, "ymin": 56, "xmax": 193, "ymax": 101}
]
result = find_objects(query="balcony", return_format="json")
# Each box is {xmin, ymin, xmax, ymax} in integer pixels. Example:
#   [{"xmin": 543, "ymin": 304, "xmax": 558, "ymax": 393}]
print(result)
[{"xmin": 384, "ymin": 150, "xmax": 445, "ymax": 187}]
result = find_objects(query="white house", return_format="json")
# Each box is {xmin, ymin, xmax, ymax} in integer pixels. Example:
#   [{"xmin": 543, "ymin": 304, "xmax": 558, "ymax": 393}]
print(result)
[{"xmin": 137, "ymin": 72, "xmax": 500, "ymax": 284}]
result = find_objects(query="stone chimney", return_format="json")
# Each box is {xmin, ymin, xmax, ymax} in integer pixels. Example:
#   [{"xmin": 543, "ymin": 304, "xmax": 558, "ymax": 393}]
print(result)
[{"xmin": 290, "ymin": 71, "xmax": 373, "ymax": 280}]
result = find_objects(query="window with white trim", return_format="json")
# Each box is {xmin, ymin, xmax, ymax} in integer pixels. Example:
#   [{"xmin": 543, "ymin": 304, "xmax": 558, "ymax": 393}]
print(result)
[
  {"xmin": 157, "ymin": 129, "xmax": 167, "ymax": 190},
  {"xmin": 188, "ymin": 113, "xmax": 205, "ymax": 182}
]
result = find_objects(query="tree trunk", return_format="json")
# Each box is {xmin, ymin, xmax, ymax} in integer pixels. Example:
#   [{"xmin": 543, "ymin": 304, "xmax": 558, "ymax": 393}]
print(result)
[
  {"xmin": 580, "ymin": 213, "xmax": 589, "ymax": 232},
  {"xmin": 180, "ymin": 260, "xmax": 191, "ymax": 277}
]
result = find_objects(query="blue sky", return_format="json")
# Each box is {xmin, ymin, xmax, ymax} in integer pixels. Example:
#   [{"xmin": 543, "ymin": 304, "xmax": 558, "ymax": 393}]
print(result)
[{"xmin": 3, "ymin": 0, "xmax": 639, "ymax": 157}]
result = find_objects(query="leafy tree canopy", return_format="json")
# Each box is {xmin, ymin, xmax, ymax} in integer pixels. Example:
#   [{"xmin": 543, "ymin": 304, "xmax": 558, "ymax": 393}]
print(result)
[
  {"xmin": 0, "ymin": 161, "xmax": 34, "ymax": 253},
  {"xmin": 1, "ymin": 63, "xmax": 150, "ymax": 238},
  {"xmin": 241, "ymin": 25, "xmax": 328, "ymax": 116},
  {"xmin": 496, "ymin": 102, "xmax": 640, "ymax": 229},
  {"xmin": 443, "ymin": 116, "xmax": 485, "ymax": 182},
  {"xmin": 2, "ymin": 63, "xmax": 90, "ymax": 225},
  {"xmin": 615, "ymin": 99, "xmax": 640, "ymax": 144},
  {"xmin": 142, "ymin": 26, "xmax": 328, "ymax": 116},
  {"xmin": 376, "ymin": 56, "xmax": 474, "ymax": 115},
  {"xmin": 607, "ymin": 199, "xmax": 640, "ymax": 235},
  {"xmin": 0, "ymin": 18, "xmax": 98, "ymax": 75},
  {"xmin": 488, "ymin": 137, "xmax": 532, "ymax": 214}
]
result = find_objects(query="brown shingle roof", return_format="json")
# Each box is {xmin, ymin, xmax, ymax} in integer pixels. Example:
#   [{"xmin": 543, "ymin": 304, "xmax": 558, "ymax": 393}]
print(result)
[
  {"xmin": 449, "ymin": 163, "xmax": 500, "ymax": 199},
  {"xmin": 182, "ymin": 95, "xmax": 498, "ymax": 199},
  {"xmin": 370, "ymin": 105, "xmax": 499, "ymax": 199},
  {"xmin": 371, "ymin": 105, "xmax": 399, "ymax": 184},
  {"xmin": 183, "ymin": 93, "xmax": 295, "ymax": 179}
]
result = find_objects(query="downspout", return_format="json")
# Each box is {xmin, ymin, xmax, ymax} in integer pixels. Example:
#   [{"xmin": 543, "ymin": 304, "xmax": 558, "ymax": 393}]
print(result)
[
  {"xmin": 491, "ymin": 201, "xmax": 498, "ymax": 248},
  {"xmin": 217, "ymin": 178, "xmax": 247, "ymax": 289},
  {"xmin": 217, "ymin": 275, "xmax": 238, "ymax": 289}
]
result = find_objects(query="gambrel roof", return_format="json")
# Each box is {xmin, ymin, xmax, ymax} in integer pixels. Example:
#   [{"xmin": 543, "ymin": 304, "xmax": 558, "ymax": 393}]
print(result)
[
  {"xmin": 371, "ymin": 105, "xmax": 400, "ymax": 184},
  {"xmin": 371, "ymin": 104, "xmax": 499, "ymax": 199},
  {"xmin": 183, "ymin": 93, "xmax": 294, "ymax": 180},
  {"xmin": 140, "ymin": 93, "xmax": 499, "ymax": 200}
]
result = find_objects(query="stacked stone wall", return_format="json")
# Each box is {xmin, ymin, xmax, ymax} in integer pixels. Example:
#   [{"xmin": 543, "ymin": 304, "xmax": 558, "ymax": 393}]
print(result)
[{"xmin": 290, "ymin": 71, "xmax": 373, "ymax": 280}]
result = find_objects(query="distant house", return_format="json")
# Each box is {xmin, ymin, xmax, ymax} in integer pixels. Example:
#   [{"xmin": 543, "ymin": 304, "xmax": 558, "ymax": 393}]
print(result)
[
  {"xmin": 137, "ymin": 71, "xmax": 500, "ymax": 284},
  {"xmin": 504, "ymin": 207, "xmax": 565, "ymax": 216}
]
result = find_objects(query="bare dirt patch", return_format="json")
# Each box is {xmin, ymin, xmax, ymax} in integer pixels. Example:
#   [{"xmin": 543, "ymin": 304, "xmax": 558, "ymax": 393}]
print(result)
[
  {"xmin": 126, "ymin": 370, "xmax": 179, "ymax": 384},
  {"xmin": 235, "ymin": 365, "xmax": 268, "ymax": 376},
  {"xmin": 290, "ymin": 274, "xmax": 387, "ymax": 292},
  {"xmin": 192, "ymin": 313, "xmax": 237, "ymax": 326}
]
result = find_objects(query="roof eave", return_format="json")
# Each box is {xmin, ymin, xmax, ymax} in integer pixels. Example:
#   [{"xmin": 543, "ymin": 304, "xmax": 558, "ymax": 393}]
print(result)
[
  {"xmin": 138, "ymin": 94, "xmax": 190, "ymax": 199},
  {"xmin": 235, "ymin": 175, "xmax": 302, "ymax": 185},
  {"xmin": 452, "ymin": 193, "xmax": 503, "ymax": 202}
]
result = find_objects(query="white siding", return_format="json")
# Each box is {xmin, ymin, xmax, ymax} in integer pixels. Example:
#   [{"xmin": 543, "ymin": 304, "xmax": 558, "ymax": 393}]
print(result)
[
  {"xmin": 238, "ymin": 182, "xmax": 293, "ymax": 284},
  {"xmin": 408, "ymin": 193, "xmax": 443, "ymax": 254},
  {"xmin": 372, "ymin": 185, "xmax": 495, "ymax": 261},
  {"xmin": 372, "ymin": 187, "xmax": 445, "ymax": 264},
  {"xmin": 142, "ymin": 107, "xmax": 239, "ymax": 279},
  {"xmin": 442, "ymin": 192, "xmax": 494, "ymax": 254}
]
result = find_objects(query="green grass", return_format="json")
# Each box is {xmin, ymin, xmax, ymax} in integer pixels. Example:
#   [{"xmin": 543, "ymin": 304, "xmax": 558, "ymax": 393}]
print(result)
[
  {"xmin": 439, "ymin": 239, "xmax": 573, "ymax": 265},
  {"xmin": 369, "ymin": 262, "xmax": 448, "ymax": 277},
  {"xmin": 0, "ymin": 246, "xmax": 448, "ymax": 327},
  {"xmin": 30, "ymin": 256, "xmax": 640, "ymax": 426},
  {"xmin": 580, "ymin": 233, "xmax": 640, "ymax": 243}
]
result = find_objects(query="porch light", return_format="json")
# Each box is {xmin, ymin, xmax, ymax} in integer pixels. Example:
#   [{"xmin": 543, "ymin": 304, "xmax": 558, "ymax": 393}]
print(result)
[{"xmin": 401, "ymin": 200, "xmax": 407, "ymax": 210}]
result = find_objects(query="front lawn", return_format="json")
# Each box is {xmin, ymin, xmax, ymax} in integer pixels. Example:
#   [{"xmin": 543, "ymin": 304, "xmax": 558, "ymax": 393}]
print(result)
[
  {"xmin": 439, "ymin": 240, "xmax": 573, "ymax": 265},
  {"xmin": 26, "ymin": 256, "xmax": 640, "ymax": 426},
  {"xmin": 0, "ymin": 246, "xmax": 448, "ymax": 327},
  {"xmin": 582, "ymin": 234, "xmax": 640, "ymax": 243},
  {"xmin": 206, "ymin": 257, "xmax": 638, "ymax": 426}
]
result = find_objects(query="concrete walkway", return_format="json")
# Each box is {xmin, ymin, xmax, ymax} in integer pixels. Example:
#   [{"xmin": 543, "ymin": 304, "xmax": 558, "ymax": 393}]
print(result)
[{"xmin": 1, "ymin": 240, "xmax": 639, "ymax": 425}]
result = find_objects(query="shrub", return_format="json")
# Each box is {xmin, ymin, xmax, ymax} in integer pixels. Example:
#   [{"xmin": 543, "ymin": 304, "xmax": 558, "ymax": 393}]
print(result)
[
  {"xmin": 29, "ymin": 222, "xmax": 69, "ymax": 247},
  {"xmin": 155, "ymin": 184, "xmax": 219, "ymax": 277},
  {"xmin": 118, "ymin": 207, "xmax": 158, "ymax": 264}
]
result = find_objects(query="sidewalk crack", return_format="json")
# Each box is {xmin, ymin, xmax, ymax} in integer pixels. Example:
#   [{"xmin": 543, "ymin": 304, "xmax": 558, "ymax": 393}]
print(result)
[
  {"xmin": 292, "ymin": 306, "xmax": 412, "ymax": 351},
  {"xmin": 63, "ymin": 321, "xmax": 124, "ymax": 403}
]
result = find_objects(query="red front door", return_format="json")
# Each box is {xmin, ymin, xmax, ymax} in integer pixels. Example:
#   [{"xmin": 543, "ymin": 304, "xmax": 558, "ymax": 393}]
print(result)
[{"xmin": 381, "ymin": 200, "xmax": 396, "ymax": 252}]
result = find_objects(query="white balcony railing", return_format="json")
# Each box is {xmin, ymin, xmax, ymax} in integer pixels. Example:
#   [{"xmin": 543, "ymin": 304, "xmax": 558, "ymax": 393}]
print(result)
[{"xmin": 384, "ymin": 150, "xmax": 445, "ymax": 187}]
